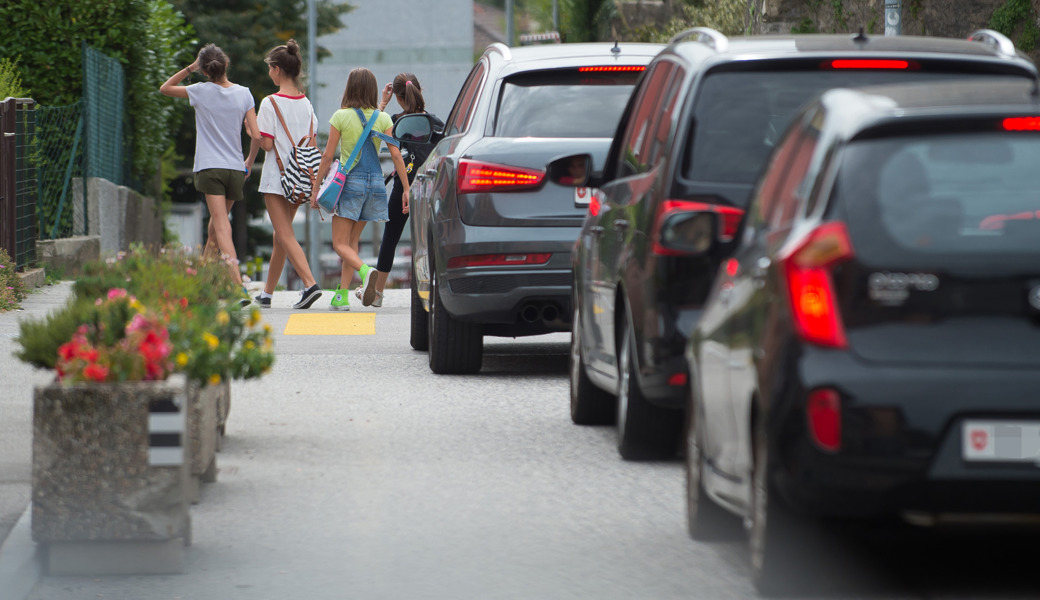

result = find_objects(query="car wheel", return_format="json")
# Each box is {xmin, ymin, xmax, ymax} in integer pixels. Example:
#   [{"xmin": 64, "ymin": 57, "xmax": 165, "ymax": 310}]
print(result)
[
  {"xmin": 685, "ymin": 385, "xmax": 738, "ymax": 540},
  {"xmin": 570, "ymin": 305, "xmax": 615, "ymax": 425},
  {"xmin": 410, "ymin": 267, "xmax": 429, "ymax": 351},
  {"xmin": 748, "ymin": 417, "xmax": 809, "ymax": 595},
  {"xmin": 428, "ymin": 267, "xmax": 482, "ymax": 374},
  {"xmin": 616, "ymin": 320, "xmax": 681, "ymax": 460}
]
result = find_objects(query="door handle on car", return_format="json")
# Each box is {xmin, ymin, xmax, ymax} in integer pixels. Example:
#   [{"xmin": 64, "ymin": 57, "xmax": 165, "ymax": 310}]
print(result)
[
  {"xmin": 425, "ymin": 168, "xmax": 437, "ymax": 177},
  {"xmin": 613, "ymin": 219, "xmax": 629, "ymax": 230},
  {"xmin": 590, "ymin": 225, "xmax": 604, "ymax": 235}
]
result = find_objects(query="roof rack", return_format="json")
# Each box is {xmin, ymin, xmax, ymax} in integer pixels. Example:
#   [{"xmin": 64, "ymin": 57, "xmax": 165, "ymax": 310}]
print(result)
[
  {"xmin": 486, "ymin": 42, "xmax": 512, "ymax": 61},
  {"xmin": 669, "ymin": 27, "xmax": 729, "ymax": 53},
  {"xmin": 968, "ymin": 29, "xmax": 1016, "ymax": 58}
]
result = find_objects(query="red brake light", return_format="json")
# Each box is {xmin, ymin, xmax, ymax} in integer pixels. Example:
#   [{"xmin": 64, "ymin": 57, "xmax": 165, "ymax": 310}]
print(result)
[
  {"xmin": 589, "ymin": 191, "xmax": 602, "ymax": 217},
  {"xmin": 651, "ymin": 200, "xmax": 745, "ymax": 256},
  {"xmin": 781, "ymin": 222, "xmax": 853, "ymax": 348},
  {"xmin": 1002, "ymin": 117, "xmax": 1040, "ymax": 131},
  {"xmin": 807, "ymin": 388, "xmax": 842, "ymax": 452},
  {"xmin": 447, "ymin": 253, "xmax": 552, "ymax": 268},
  {"xmin": 457, "ymin": 159, "xmax": 545, "ymax": 194},
  {"xmin": 667, "ymin": 372, "xmax": 688, "ymax": 387},
  {"xmin": 578, "ymin": 66, "xmax": 646, "ymax": 72},
  {"xmin": 827, "ymin": 59, "xmax": 910, "ymax": 69}
]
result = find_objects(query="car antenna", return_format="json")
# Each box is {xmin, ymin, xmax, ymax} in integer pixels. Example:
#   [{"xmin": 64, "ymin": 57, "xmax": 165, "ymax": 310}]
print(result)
[
  {"xmin": 853, "ymin": 27, "xmax": 868, "ymax": 43},
  {"xmin": 611, "ymin": 40, "xmax": 620, "ymax": 55}
]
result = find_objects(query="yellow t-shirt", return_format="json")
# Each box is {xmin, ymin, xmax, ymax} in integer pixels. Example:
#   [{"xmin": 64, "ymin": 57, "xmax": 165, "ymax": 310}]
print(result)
[{"xmin": 329, "ymin": 108, "xmax": 394, "ymax": 171}]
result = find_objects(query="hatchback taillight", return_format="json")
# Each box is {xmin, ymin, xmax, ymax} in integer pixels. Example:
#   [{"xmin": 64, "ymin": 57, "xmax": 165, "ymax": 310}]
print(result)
[
  {"xmin": 781, "ymin": 222, "xmax": 853, "ymax": 349},
  {"xmin": 457, "ymin": 159, "xmax": 545, "ymax": 194},
  {"xmin": 651, "ymin": 200, "xmax": 744, "ymax": 256},
  {"xmin": 807, "ymin": 387, "xmax": 842, "ymax": 452}
]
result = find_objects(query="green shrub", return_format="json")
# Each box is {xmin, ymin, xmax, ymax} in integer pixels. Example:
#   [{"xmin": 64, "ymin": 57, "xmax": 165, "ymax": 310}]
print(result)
[
  {"xmin": 0, "ymin": 248, "xmax": 29, "ymax": 312},
  {"xmin": 0, "ymin": 58, "xmax": 30, "ymax": 98}
]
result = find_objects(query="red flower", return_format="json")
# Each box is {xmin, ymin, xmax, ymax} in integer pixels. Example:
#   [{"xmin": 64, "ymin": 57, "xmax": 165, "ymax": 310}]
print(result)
[{"xmin": 82, "ymin": 363, "xmax": 109, "ymax": 382}]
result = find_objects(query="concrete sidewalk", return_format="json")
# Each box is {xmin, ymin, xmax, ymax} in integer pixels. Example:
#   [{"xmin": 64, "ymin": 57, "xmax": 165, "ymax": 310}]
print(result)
[{"xmin": 0, "ymin": 281, "xmax": 75, "ymax": 600}]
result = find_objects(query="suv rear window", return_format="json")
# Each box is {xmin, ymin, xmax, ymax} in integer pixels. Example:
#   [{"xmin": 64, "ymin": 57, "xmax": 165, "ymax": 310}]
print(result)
[
  {"xmin": 494, "ymin": 69, "xmax": 643, "ymax": 138},
  {"xmin": 685, "ymin": 70, "xmax": 1029, "ymax": 186},
  {"xmin": 838, "ymin": 132, "xmax": 1040, "ymax": 267}
]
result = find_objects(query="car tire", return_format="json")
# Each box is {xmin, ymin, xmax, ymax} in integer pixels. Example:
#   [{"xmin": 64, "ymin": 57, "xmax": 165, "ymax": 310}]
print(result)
[
  {"xmin": 570, "ymin": 305, "xmax": 615, "ymax": 425},
  {"xmin": 748, "ymin": 417, "xmax": 811, "ymax": 596},
  {"xmin": 685, "ymin": 385, "xmax": 739, "ymax": 540},
  {"xmin": 616, "ymin": 321, "xmax": 681, "ymax": 460},
  {"xmin": 410, "ymin": 268, "xmax": 429, "ymax": 351},
  {"xmin": 428, "ymin": 267, "xmax": 482, "ymax": 374}
]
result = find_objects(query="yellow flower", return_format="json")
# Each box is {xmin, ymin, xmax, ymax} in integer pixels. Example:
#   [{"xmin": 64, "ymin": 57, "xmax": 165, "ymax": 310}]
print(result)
[
  {"xmin": 244, "ymin": 340, "xmax": 256, "ymax": 351},
  {"xmin": 203, "ymin": 332, "xmax": 219, "ymax": 350},
  {"xmin": 263, "ymin": 323, "xmax": 272, "ymax": 335},
  {"xmin": 248, "ymin": 309, "xmax": 261, "ymax": 327},
  {"xmin": 216, "ymin": 310, "xmax": 230, "ymax": 325},
  {"xmin": 264, "ymin": 337, "xmax": 273, "ymax": 350},
  {"xmin": 209, "ymin": 373, "xmax": 221, "ymax": 385},
  {"xmin": 175, "ymin": 352, "xmax": 189, "ymax": 367},
  {"xmin": 129, "ymin": 298, "xmax": 144, "ymax": 312}
]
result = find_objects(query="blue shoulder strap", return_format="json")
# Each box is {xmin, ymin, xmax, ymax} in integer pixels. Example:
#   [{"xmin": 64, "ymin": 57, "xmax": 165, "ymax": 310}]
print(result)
[{"xmin": 342, "ymin": 108, "xmax": 381, "ymax": 173}]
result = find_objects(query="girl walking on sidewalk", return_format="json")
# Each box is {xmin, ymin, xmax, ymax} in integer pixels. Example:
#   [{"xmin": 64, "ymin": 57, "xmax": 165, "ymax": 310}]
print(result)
[
  {"xmin": 254, "ymin": 39, "xmax": 322, "ymax": 310},
  {"xmin": 160, "ymin": 43, "xmax": 259, "ymax": 294},
  {"xmin": 356, "ymin": 73, "xmax": 443, "ymax": 308},
  {"xmin": 310, "ymin": 67, "xmax": 410, "ymax": 311}
]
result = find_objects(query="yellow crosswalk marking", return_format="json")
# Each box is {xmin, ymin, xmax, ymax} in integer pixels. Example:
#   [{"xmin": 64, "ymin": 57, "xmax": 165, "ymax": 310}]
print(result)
[{"xmin": 283, "ymin": 313, "xmax": 376, "ymax": 335}]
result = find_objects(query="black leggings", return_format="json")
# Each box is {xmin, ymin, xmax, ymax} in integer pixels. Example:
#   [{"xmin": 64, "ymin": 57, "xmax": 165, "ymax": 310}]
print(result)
[{"xmin": 377, "ymin": 183, "xmax": 408, "ymax": 273}]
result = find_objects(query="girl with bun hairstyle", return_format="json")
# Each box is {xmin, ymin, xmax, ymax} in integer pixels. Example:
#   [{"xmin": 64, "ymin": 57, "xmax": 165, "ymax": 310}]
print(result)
[
  {"xmin": 310, "ymin": 67, "xmax": 410, "ymax": 311},
  {"xmin": 358, "ymin": 73, "xmax": 443, "ymax": 307},
  {"xmin": 253, "ymin": 39, "xmax": 323, "ymax": 310},
  {"xmin": 161, "ymin": 43, "xmax": 260, "ymax": 295}
]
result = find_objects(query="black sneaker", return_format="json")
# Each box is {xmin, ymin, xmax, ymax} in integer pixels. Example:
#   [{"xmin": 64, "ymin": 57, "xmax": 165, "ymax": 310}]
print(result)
[
  {"xmin": 254, "ymin": 294, "xmax": 272, "ymax": 309},
  {"xmin": 293, "ymin": 284, "xmax": 323, "ymax": 309}
]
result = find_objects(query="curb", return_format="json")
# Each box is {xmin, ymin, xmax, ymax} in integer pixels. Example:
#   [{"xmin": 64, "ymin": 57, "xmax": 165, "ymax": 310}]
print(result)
[{"xmin": 0, "ymin": 506, "xmax": 42, "ymax": 600}]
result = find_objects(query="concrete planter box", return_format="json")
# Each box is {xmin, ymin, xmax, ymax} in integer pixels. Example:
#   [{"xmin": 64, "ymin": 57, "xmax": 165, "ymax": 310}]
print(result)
[
  {"xmin": 32, "ymin": 375, "xmax": 191, "ymax": 575},
  {"xmin": 187, "ymin": 381, "xmax": 220, "ymax": 503}
]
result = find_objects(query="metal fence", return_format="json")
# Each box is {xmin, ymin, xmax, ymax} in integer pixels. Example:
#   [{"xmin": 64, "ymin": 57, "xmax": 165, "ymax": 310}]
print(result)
[
  {"xmin": 35, "ymin": 103, "xmax": 84, "ymax": 240},
  {"xmin": 0, "ymin": 97, "xmax": 37, "ymax": 270},
  {"xmin": 82, "ymin": 43, "xmax": 124, "ymax": 185}
]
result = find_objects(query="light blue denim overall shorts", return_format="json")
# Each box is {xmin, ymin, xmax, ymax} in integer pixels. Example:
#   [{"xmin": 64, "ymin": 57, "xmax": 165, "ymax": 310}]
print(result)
[{"xmin": 335, "ymin": 109, "xmax": 394, "ymax": 222}]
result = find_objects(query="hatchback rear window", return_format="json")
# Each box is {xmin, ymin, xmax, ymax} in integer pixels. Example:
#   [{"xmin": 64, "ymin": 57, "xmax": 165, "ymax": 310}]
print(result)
[
  {"xmin": 685, "ymin": 70, "xmax": 1030, "ymax": 186},
  {"xmin": 493, "ymin": 69, "xmax": 643, "ymax": 138},
  {"xmin": 837, "ymin": 132, "xmax": 1040, "ymax": 266}
]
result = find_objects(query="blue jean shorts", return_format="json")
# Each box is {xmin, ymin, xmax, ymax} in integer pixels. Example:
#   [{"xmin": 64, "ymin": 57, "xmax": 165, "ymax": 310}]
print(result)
[{"xmin": 335, "ymin": 172, "xmax": 388, "ymax": 222}]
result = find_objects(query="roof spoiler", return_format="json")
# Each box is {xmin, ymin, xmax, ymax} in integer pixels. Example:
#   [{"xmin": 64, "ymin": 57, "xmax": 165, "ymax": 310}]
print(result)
[
  {"xmin": 967, "ymin": 29, "xmax": 1017, "ymax": 58},
  {"xmin": 669, "ymin": 27, "xmax": 729, "ymax": 53}
]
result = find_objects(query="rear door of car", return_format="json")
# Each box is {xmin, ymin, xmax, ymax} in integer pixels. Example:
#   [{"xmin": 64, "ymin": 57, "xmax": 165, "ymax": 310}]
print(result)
[{"xmin": 831, "ymin": 123, "xmax": 1040, "ymax": 368}]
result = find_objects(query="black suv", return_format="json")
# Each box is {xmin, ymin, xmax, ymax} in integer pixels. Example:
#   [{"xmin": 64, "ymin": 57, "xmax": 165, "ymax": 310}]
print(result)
[
  {"xmin": 403, "ymin": 41, "xmax": 663, "ymax": 374},
  {"xmin": 550, "ymin": 28, "xmax": 1039, "ymax": 459},
  {"xmin": 685, "ymin": 77, "xmax": 1040, "ymax": 594}
]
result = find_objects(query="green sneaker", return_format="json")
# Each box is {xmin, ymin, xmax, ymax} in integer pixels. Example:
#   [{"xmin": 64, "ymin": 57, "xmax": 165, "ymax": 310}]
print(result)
[{"xmin": 329, "ymin": 288, "xmax": 350, "ymax": 311}]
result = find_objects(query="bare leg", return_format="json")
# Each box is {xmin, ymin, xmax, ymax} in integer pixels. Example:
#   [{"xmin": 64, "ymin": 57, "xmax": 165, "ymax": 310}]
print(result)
[
  {"xmin": 264, "ymin": 194, "xmax": 316, "ymax": 293},
  {"xmin": 332, "ymin": 216, "xmax": 366, "ymax": 290},
  {"xmin": 204, "ymin": 194, "xmax": 242, "ymax": 285}
]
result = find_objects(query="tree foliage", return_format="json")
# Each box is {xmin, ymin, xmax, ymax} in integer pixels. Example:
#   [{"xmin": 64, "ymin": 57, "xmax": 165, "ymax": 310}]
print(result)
[{"xmin": 0, "ymin": 0, "xmax": 194, "ymax": 194}]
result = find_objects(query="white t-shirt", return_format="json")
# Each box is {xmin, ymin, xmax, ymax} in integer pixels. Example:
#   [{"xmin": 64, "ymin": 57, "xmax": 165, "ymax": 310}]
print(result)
[
  {"xmin": 257, "ymin": 94, "xmax": 319, "ymax": 196},
  {"xmin": 185, "ymin": 82, "xmax": 255, "ymax": 173}
]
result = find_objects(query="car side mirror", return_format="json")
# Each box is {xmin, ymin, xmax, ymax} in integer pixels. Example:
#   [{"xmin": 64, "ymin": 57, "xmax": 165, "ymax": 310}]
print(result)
[
  {"xmin": 658, "ymin": 211, "xmax": 717, "ymax": 255},
  {"xmin": 546, "ymin": 154, "xmax": 592, "ymax": 187},
  {"xmin": 393, "ymin": 114, "xmax": 435, "ymax": 144}
]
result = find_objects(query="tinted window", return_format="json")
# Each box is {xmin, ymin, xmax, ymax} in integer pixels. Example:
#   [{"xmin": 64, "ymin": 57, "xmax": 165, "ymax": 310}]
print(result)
[
  {"xmin": 494, "ymin": 69, "xmax": 643, "ymax": 138},
  {"xmin": 838, "ymin": 133, "xmax": 1040, "ymax": 265},
  {"xmin": 446, "ymin": 61, "xmax": 487, "ymax": 136},
  {"xmin": 685, "ymin": 70, "xmax": 1024, "ymax": 186},
  {"xmin": 617, "ymin": 62, "xmax": 673, "ymax": 177}
]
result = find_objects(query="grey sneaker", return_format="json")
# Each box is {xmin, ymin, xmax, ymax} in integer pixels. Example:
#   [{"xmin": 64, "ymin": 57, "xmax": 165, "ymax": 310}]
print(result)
[
  {"xmin": 354, "ymin": 286, "xmax": 383, "ymax": 308},
  {"xmin": 360, "ymin": 267, "xmax": 379, "ymax": 307}
]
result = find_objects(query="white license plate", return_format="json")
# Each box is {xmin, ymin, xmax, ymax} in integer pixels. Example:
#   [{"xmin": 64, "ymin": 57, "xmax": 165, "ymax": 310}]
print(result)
[{"xmin": 962, "ymin": 420, "xmax": 1040, "ymax": 462}]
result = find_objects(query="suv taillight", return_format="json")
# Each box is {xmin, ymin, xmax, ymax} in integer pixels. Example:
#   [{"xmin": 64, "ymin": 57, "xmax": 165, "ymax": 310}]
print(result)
[
  {"xmin": 780, "ymin": 222, "xmax": 853, "ymax": 349},
  {"xmin": 651, "ymin": 200, "xmax": 744, "ymax": 256},
  {"xmin": 457, "ymin": 159, "xmax": 545, "ymax": 194}
]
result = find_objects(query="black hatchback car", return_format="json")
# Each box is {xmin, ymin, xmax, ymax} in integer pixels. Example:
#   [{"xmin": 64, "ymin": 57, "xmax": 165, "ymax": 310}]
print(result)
[
  {"xmin": 404, "ymin": 41, "xmax": 663, "ymax": 374},
  {"xmin": 685, "ymin": 78, "xmax": 1040, "ymax": 592},
  {"xmin": 550, "ymin": 28, "xmax": 1039, "ymax": 459}
]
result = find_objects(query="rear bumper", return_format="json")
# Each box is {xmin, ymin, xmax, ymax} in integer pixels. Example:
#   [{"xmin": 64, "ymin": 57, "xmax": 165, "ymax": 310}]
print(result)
[
  {"xmin": 436, "ymin": 222, "xmax": 578, "ymax": 334},
  {"xmin": 772, "ymin": 349, "xmax": 1040, "ymax": 519}
]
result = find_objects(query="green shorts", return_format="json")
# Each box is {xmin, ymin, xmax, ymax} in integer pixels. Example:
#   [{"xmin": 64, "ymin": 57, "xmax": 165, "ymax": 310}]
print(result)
[{"xmin": 194, "ymin": 168, "xmax": 245, "ymax": 201}]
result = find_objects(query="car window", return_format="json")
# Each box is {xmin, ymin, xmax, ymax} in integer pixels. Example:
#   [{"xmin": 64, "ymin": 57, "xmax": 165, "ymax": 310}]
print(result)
[
  {"xmin": 647, "ymin": 66, "xmax": 685, "ymax": 170},
  {"xmin": 684, "ymin": 69, "xmax": 1032, "ymax": 187},
  {"xmin": 839, "ymin": 132, "xmax": 1040, "ymax": 265},
  {"xmin": 445, "ymin": 61, "xmax": 487, "ymax": 136},
  {"xmin": 493, "ymin": 68, "xmax": 643, "ymax": 138},
  {"xmin": 615, "ymin": 62, "xmax": 674, "ymax": 178},
  {"xmin": 752, "ymin": 123, "xmax": 808, "ymax": 228}
]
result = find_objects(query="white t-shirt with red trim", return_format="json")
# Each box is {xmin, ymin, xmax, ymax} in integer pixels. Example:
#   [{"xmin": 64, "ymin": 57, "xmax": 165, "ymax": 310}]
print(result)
[{"xmin": 257, "ymin": 93, "xmax": 319, "ymax": 196}]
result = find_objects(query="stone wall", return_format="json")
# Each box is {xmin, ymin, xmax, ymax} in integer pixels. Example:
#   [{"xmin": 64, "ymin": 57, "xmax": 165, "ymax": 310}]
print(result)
[{"xmin": 72, "ymin": 177, "xmax": 163, "ymax": 256}]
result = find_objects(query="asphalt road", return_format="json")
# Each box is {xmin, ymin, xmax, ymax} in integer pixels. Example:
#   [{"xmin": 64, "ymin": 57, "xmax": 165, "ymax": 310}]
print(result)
[{"xmin": 20, "ymin": 289, "xmax": 1039, "ymax": 599}]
